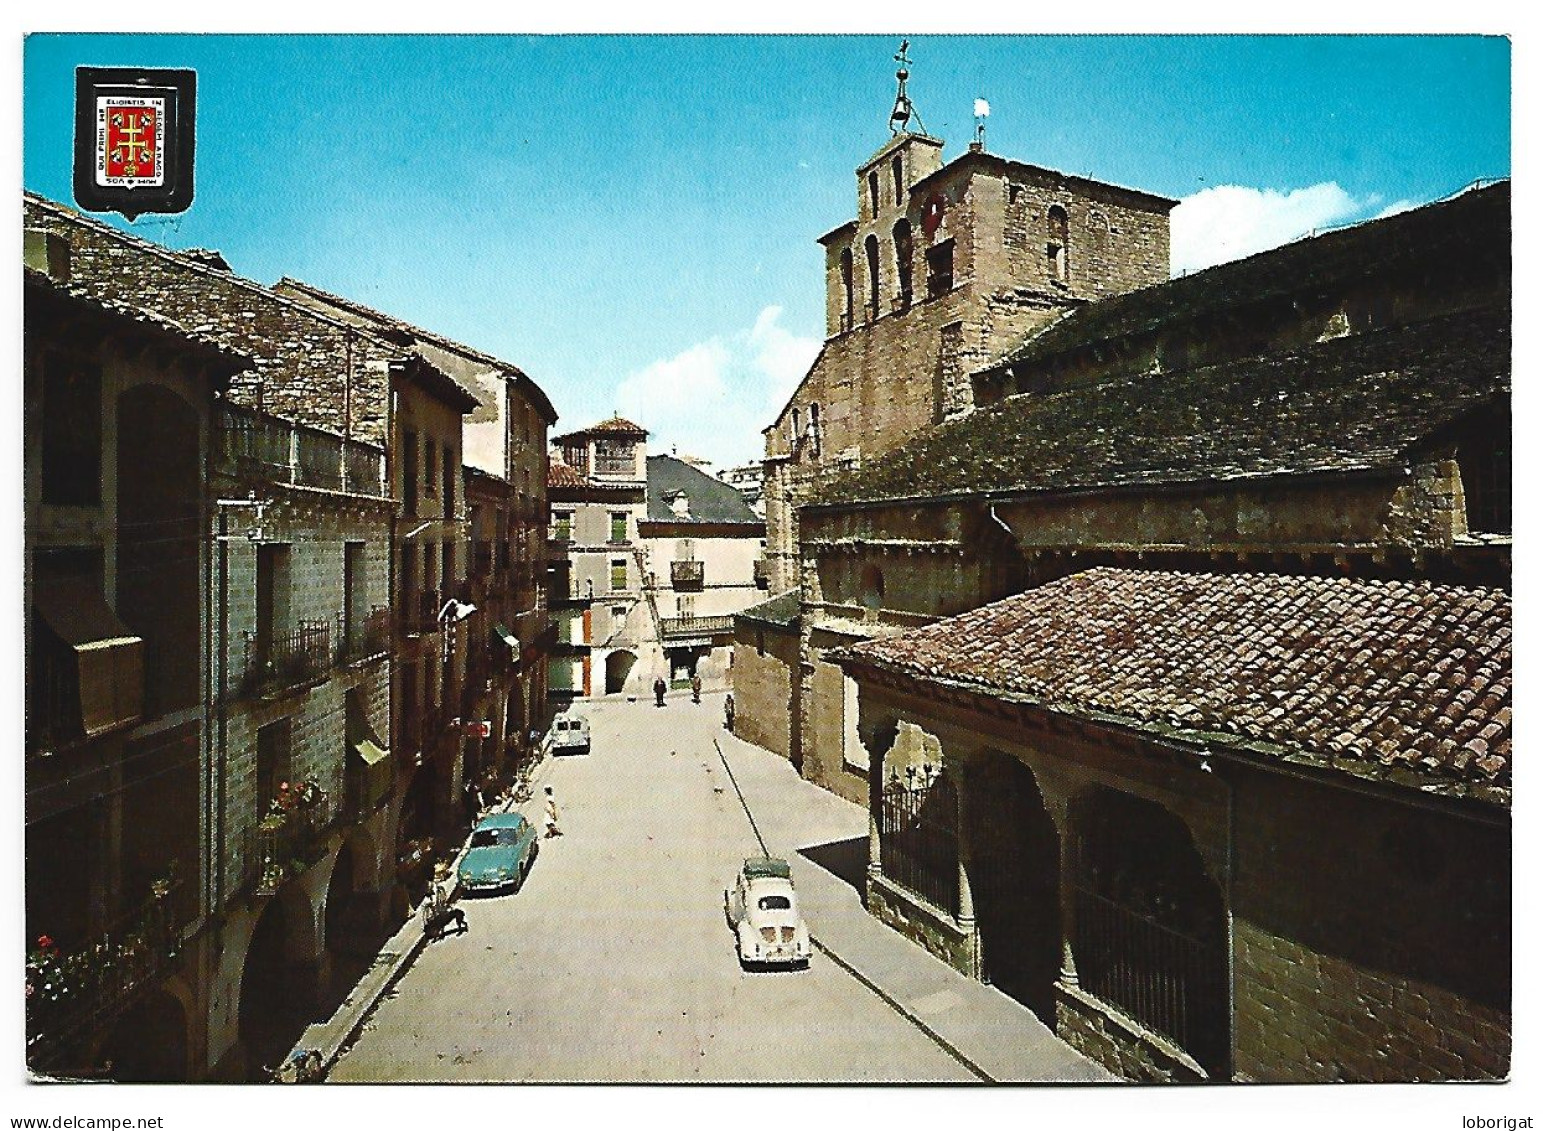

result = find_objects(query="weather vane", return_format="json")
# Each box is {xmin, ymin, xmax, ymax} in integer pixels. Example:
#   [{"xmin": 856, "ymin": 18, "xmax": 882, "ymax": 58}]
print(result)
[{"xmin": 889, "ymin": 40, "xmax": 925, "ymax": 136}]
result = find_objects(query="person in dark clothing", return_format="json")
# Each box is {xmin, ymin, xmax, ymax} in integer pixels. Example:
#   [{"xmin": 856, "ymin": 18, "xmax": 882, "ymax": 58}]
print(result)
[
  {"xmin": 654, "ymin": 677, "xmax": 667, "ymax": 707},
  {"xmin": 691, "ymin": 673, "xmax": 702, "ymax": 704},
  {"xmin": 724, "ymin": 693, "xmax": 735, "ymax": 732}
]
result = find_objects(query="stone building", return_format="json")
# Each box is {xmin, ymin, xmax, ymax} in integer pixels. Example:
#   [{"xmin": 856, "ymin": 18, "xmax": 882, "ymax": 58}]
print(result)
[
  {"xmin": 545, "ymin": 417, "xmax": 652, "ymax": 700},
  {"xmin": 24, "ymin": 240, "xmax": 249, "ymax": 1081},
  {"xmin": 729, "ymin": 590, "xmax": 801, "ymax": 761},
  {"xmin": 639, "ymin": 454, "xmax": 767, "ymax": 690},
  {"xmin": 22, "ymin": 196, "xmax": 405, "ymax": 1081},
  {"xmin": 837, "ymin": 570, "xmax": 1509, "ymax": 1082},
  {"xmin": 272, "ymin": 279, "xmax": 557, "ymax": 859}
]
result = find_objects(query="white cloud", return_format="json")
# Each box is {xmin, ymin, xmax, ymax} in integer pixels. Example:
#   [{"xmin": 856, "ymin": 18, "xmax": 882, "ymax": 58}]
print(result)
[
  {"xmin": 1170, "ymin": 182, "xmax": 1372, "ymax": 276},
  {"xmin": 613, "ymin": 306, "xmax": 820, "ymax": 471}
]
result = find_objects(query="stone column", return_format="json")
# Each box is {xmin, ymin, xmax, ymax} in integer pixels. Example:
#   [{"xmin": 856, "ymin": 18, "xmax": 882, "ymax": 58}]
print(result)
[{"xmin": 953, "ymin": 759, "xmax": 980, "ymax": 980}]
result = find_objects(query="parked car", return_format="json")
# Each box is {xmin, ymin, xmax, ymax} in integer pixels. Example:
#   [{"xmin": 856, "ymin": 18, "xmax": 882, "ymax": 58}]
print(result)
[
  {"xmin": 724, "ymin": 856, "xmax": 811, "ymax": 970},
  {"xmin": 549, "ymin": 713, "xmax": 591, "ymax": 756},
  {"xmin": 458, "ymin": 812, "xmax": 539, "ymax": 895}
]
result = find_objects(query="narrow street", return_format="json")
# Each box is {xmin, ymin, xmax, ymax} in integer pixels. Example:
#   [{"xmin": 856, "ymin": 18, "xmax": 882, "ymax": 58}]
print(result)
[{"xmin": 329, "ymin": 692, "xmax": 977, "ymax": 1083}]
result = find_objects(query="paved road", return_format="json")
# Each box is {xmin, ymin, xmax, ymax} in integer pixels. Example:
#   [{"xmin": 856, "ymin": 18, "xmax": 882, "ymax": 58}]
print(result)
[{"xmin": 330, "ymin": 692, "xmax": 974, "ymax": 1082}]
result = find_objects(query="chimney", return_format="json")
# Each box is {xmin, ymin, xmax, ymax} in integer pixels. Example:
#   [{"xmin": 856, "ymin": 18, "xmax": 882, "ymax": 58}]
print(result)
[{"xmin": 23, "ymin": 228, "xmax": 70, "ymax": 281}]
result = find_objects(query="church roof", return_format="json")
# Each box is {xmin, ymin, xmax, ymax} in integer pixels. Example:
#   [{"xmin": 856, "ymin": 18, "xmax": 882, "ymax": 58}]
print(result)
[
  {"xmin": 840, "ymin": 568, "xmax": 1511, "ymax": 803},
  {"xmin": 810, "ymin": 305, "xmax": 1508, "ymax": 508}
]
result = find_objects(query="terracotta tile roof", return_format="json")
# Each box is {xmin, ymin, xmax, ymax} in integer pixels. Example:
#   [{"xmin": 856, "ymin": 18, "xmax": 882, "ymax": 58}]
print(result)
[
  {"xmin": 546, "ymin": 459, "xmax": 587, "ymax": 489},
  {"xmin": 813, "ymin": 306, "xmax": 1508, "ymax": 507},
  {"xmin": 842, "ymin": 568, "xmax": 1511, "ymax": 798}
]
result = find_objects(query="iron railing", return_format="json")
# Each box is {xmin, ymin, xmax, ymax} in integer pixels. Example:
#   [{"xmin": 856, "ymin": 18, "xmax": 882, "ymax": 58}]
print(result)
[
  {"xmin": 247, "ymin": 790, "xmax": 339, "ymax": 896},
  {"xmin": 214, "ymin": 404, "xmax": 386, "ymax": 496},
  {"xmin": 1071, "ymin": 884, "xmax": 1229, "ymax": 1076},
  {"xmin": 670, "ymin": 560, "xmax": 705, "ymax": 588},
  {"xmin": 25, "ymin": 874, "xmax": 186, "ymax": 1068},
  {"xmin": 661, "ymin": 615, "xmax": 734, "ymax": 638},
  {"xmin": 880, "ymin": 773, "xmax": 959, "ymax": 916},
  {"xmin": 341, "ymin": 606, "xmax": 392, "ymax": 662},
  {"xmin": 241, "ymin": 621, "xmax": 331, "ymax": 698}
]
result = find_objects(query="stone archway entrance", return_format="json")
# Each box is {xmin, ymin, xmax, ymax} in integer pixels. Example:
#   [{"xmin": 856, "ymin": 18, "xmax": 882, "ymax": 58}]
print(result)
[
  {"xmin": 238, "ymin": 895, "xmax": 310, "ymax": 1080},
  {"xmin": 99, "ymin": 987, "xmax": 189, "ymax": 1081},
  {"xmin": 966, "ymin": 750, "xmax": 1060, "ymax": 1023},
  {"xmin": 605, "ymin": 649, "xmax": 636, "ymax": 695},
  {"xmin": 1069, "ymin": 786, "xmax": 1230, "ymax": 1078}
]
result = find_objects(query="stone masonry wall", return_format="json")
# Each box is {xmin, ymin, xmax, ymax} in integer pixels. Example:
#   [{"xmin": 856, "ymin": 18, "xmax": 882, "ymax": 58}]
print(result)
[
  {"xmin": 26, "ymin": 198, "xmax": 399, "ymax": 445},
  {"xmin": 1230, "ymin": 764, "xmax": 1510, "ymax": 1082},
  {"xmin": 730, "ymin": 621, "xmax": 799, "ymax": 761}
]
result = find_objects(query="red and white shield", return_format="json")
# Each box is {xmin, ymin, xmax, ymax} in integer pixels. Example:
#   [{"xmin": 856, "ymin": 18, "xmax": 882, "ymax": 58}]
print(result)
[{"xmin": 95, "ymin": 96, "xmax": 166, "ymax": 188}]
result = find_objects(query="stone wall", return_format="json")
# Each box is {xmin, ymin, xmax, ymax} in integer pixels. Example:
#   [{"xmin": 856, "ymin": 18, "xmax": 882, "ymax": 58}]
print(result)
[{"xmin": 730, "ymin": 620, "xmax": 799, "ymax": 761}]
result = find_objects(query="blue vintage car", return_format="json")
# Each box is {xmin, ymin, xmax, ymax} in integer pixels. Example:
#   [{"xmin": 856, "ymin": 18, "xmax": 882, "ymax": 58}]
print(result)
[{"xmin": 458, "ymin": 812, "xmax": 539, "ymax": 895}]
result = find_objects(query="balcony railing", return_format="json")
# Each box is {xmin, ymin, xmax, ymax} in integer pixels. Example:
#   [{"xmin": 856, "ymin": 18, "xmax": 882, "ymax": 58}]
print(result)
[
  {"xmin": 26, "ymin": 874, "xmax": 186, "ymax": 1069},
  {"xmin": 215, "ymin": 404, "xmax": 385, "ymax": 496},
  {"xmin": 671, "ymin": 560, "xmax": 705, "ymax": 589},
  {"xmin": 660, "ymin": 615, "xmax": 734, "ymax": 639},
  {"xmin": 399, "ymin": 588, "xmax": 442, "ymax": 636},
  {"xmin": 248, "ymin": 788, "xmax": 340, "ymax": 896},
  {"xmin": 341, "ymin": 606, "xmax": 392, "ymax": 663},
  {"xmin": 241, "ymin": 621, "xmax": 331, "ymax": 698}
]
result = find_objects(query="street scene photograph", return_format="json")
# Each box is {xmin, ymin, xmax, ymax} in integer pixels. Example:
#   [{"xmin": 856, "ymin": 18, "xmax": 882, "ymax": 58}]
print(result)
[{"xmin": 13, "ymin": 22, "xmax": 1516, "ymax": 1127}]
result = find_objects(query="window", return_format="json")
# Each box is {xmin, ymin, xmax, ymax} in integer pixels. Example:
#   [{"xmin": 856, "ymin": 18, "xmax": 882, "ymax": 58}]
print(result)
[
  {"xmin": 865, "ymin": 234, "xmax": 881, "ymax": 320},
  {"xmin": 1457, "ymin": 407, "xmax": 1511, "ymax": 535},
  {"xmin": 891, "ymin": 154, "xmax": 904, "ymax": 204},
  {"xmin": 400, "ymin": 543, "xmax": 417, "ymax": 608},
  {"xmin": 255, "ymin": 543, "xmax": 291, "ymax": 667},
  {"xmin": 403, "ymin": 430, "xmax": 419, "ymax": 516},
  {"xmin": 255, "ymin": 718, "xmax": 292, "ymax": 820},
  {"xmin": 552, "ymin": 511, "xmax": 572, "ymax": 541},
  {"xmin": 610, "ymin": 559, "xmax": 628, "ymax": 592},
  {"xmin": 611, "ymin": 605, "xmax": 628, "ymax": 625},
  {"xmin": 893, "ymin": 219, "xmax": 913, "ymax": 308},
  {"xmin": 40, "ymin": 353, "xmax": 102, "ymax": 506},
  {"xmin": 442, "ymin": 445, "xmax": 455, "ymax": 519},
  {"xmin": 1047, "ymin": 204, "xmax": 1070, "ymax": 283},
  {"xmin": 926, "ymin": 240, "xmax": 955, "ymax": 298},
  {"xmin": 791, "ymin": 408, "xmax": 801, "ymax": 450},
  {"xmin": 839, "ymin": 248, "xmax": 854, "ymax": 332},
  {"xmin": 343, "ymin": 542, "xmax": 365, "ymax": 647},
  {"xmin": 808, "ymin": 404, "xmax": 821, "ymax": 458},
  {"xmin": 868, "ymin": 169, "xmax": 880, "ymax": 217},
  {"xmin": 610, "ymin": 511, "xmax": 628, "ymax": 543}
]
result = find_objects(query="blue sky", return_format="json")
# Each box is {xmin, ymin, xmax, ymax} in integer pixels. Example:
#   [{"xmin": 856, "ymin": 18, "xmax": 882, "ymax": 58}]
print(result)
[{"xmin": 23, "ymin": 34, "xmax": 1510, "ymax": 468}]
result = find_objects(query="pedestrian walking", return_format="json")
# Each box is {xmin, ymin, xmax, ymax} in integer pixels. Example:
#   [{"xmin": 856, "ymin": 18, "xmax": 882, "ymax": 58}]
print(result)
[
  {"xmin": 691, "ymin": 673, "xmax": 702, "ymax": 704},
  {"xmin": 724, "ymin": 692, "xmax": 735, "ymax": 732},
  {"xmin": 654, "ymin": 677, "xmax": 667, "ymax": 707},
  {"xmin": 543, "ymin": 785, "xmax": 563, "ymax": 838},
  {"xmin": 423, "ymin": 864, "xmax": 467, "ymax": 938}
]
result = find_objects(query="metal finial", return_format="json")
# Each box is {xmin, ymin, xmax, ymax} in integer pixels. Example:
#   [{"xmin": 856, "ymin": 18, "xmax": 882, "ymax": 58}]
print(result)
[{"xmin": 890, "ymin": 39, "xmax": 916, "ymax": 135}]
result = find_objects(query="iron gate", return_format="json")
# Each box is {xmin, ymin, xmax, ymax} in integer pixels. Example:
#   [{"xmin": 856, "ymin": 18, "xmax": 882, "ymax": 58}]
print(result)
[{"xmin": 880, "ymin": 771, "xmax": 958, "ymax": 916}]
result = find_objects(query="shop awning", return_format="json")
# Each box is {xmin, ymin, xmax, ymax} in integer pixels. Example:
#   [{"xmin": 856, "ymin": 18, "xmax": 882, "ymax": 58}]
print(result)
[{"xmin": 34, "ymin": 577, "xmax": 143, "ymax": 738}]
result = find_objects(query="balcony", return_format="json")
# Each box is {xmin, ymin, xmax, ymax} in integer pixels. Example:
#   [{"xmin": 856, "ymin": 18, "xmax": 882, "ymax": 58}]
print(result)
[
  {"xmin": 25, "ymin": 874, "xmax": 187, "ymax": 1070},
  {"xmin": 241, "ymin": 621, "xmax": 331, "ymax": 698},
  {"xmin": 248, "ymin": 786, "xmax": 340, "ymax": 896},
  {"xmin": 340, "ymin": 606, "xmax": 392, "ymax": 663},
  {"xmin": 670, "ymin": 560, "xmax": 705, "ymax": 590},
  {"xmin": 661, "ymin": 615, "xmax": 734, "ymax": 640},
  {"xmin": 215, "ymin": 403, "xmax": 385, "ymax": 496}
]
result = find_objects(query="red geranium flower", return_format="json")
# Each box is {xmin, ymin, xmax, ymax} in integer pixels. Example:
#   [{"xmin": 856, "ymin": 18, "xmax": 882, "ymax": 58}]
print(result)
[{"xmin": 37, "ymin": 935, "xmax": 53, "ymax": 950}]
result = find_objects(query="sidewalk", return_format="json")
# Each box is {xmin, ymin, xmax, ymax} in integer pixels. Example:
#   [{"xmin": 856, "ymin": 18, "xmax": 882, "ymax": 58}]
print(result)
[{"xmin": 715, "ymin": 728, "xmax": 1116, "ymax": 1084}]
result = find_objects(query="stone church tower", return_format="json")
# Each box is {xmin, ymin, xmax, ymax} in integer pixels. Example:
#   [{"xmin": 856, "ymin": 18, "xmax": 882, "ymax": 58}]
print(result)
[{"xmin": 762, "ymin": 46, "xmax": 1177, "ymax": 592}]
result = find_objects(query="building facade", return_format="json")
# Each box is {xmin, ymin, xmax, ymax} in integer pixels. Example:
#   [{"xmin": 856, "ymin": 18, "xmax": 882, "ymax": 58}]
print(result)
[
  {"xmin": 639, "ymin": 454, "xmax": 767, "ymax": 690},
  {"xmin": 545, "ymin": 418, "xmax": 652, "ymax": 700}
]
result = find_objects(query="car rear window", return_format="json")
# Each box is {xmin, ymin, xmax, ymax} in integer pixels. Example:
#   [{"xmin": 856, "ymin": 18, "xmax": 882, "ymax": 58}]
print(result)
[{"xmin": 757, "ymin": 895, "xmax": 792, "ymax": 911}]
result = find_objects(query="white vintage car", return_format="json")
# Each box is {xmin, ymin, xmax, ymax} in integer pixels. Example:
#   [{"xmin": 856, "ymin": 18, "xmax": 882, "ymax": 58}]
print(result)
[
  {"xmin": 548, "ymin": 713, "xmax": 590, "ymax": 756},
  {"xmin": 724, "ymin": 856, "xmax": 812, "ymax": 970}
]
